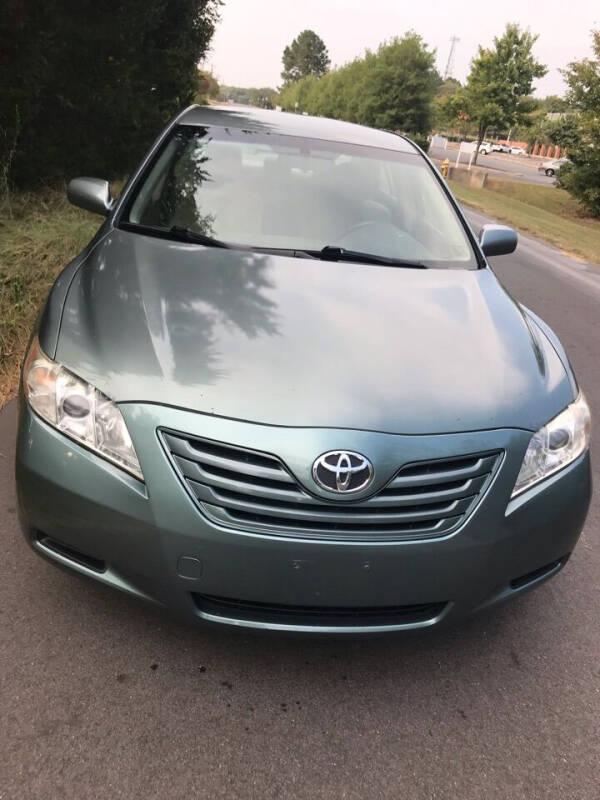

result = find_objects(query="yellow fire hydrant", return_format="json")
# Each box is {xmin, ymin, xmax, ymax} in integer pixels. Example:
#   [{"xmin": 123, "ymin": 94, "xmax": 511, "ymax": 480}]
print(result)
[{"xmin": 440, "ymin": 158, "xmax": 450, "ymax": 179}]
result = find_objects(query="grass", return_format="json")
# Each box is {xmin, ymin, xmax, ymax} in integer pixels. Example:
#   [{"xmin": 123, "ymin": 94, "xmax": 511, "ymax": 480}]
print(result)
[
  {"xmin": 0, "ymin": 188, "xmax": 100, "ymax": 407},
  {"xmin": 448, "ymin": 178, "xmax": 600, "ymax": 265}
]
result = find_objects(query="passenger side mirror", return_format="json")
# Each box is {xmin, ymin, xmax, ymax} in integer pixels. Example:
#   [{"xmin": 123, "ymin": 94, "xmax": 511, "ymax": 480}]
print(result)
[
  {"xmin": 67, "ymin": 177, "xmax": 114, "ymax": 216},
  {"xmin": 479, "ymin": 224, "xmax": 518, "ymax": 257}
]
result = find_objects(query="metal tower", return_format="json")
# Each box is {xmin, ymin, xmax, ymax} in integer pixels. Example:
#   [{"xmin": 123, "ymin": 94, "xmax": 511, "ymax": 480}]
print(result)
[{"xmin": 443, "ymin": 36, "xmax": 459, "ymax": 80}]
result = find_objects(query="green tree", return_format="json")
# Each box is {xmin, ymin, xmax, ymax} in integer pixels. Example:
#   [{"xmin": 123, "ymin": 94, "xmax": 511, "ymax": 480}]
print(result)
[
  {"xmin": 552, "ymin": 31, "xmax": 600, "ymax": 215},
  {"xmin": 436, "ymin": 77, "xmax": 462, "ymax": 98},
  {"xmin": 538, "ymin": 94, "xmax": 571, "ymax": 113},
  {"xmin": 433, "ymin": 79, "xmax": 463, "ymax": 131},
  {"xmin": 279, "ymin": 33, "xmax": 439, "ymax": 143},
  {"xmin": 519, "ymin": 109, "xmax": 549, "ymax": 151},
  {"xmin": 545, "ymin": 115, "xmax": 582, "ymax": 152},
  {"xmin": 281, "ymin": 30, "xmax": 330, "ymax": 85},
  {"xmin": 563, "ymin": 32, "xmax": 600, "ymax": 110},
  {"xmin": 0, "ymin": 0, "xmax": 221, "ymax": 190},
  {"xmin": 356, "ymin": 34, "xmax": 439, "ymax": 134},
  {"xmin": 457, "ymin": 24, "xmax": 546, "ymax": 164}
]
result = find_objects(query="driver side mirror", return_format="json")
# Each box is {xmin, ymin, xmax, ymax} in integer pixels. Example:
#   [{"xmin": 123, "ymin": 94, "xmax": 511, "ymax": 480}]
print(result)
[
  {"xmin": 479, "ymin": 224, "xmax": 518, "ymax": 257},
  {"xmin": 67, "ymin": 177, "xmax": 114, "ymax": 216}
]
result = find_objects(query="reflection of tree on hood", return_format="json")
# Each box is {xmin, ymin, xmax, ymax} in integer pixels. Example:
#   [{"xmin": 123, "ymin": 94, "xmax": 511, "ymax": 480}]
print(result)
[
  {"xmin": 101, "ymin": 245, "xmax": 279, "ymax": 388},
  {"xmin": 165, "ymin": 249, "xmax": 280, "ymax": 386}
]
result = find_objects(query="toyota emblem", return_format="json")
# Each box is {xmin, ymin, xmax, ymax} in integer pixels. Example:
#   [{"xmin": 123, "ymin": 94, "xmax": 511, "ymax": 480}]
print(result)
[{"xmin": 312, "ymin": 450, "xmax": 374, "ymax": 494}]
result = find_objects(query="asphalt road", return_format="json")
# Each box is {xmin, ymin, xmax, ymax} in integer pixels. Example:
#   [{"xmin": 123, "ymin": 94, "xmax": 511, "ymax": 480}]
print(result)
[
  {"xmin": 1, "ymin": 212, "xmax": 599, "ymax": 799},
  {"xmin": 429, "ymin": 145, "xmax": 554, "ymax": 185}
]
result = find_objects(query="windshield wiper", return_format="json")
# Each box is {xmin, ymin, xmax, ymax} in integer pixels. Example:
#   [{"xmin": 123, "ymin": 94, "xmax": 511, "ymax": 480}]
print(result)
[
  {"xmin": 168, "ymin": 226, "xmax": 230, "ymax": 248},
  {"xmin": 120, "ymin": 221, "xmax": 231, "ymax": 248},
  {"xmin": 122, "ymin": 224, "xmax": 425, "ymax": 265},
  {"xmin": 313, "ymin": 246, "xmax": 427, "ymax": 269}
]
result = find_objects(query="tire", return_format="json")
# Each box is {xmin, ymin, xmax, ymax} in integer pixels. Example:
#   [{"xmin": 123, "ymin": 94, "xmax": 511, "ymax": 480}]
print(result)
[{"xmin": 545, "ymin": 169, "xmax": 555, "ymax": 177}]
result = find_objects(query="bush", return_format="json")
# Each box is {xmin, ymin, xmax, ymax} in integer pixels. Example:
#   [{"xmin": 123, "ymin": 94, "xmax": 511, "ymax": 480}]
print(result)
[
  {"xmin": 557, "ymin": 151, "xmax": 600, "ymax": 218},
  {"xmin": 552, "ymin": 31, "xmax": 600, "ymax": 216},
  {"xmin": 0, "ymin": 0, "xmax": 220, "ymax": 190},
  {"xmin": 551, "ymin": 115, "xmax": 600, "ymax": 217}
]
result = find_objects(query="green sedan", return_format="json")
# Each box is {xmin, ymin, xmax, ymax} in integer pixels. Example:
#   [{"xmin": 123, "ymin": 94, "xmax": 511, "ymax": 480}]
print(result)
[{"xmin": 16, "ymin": 106, "xmax": 592, "ymax": 633}]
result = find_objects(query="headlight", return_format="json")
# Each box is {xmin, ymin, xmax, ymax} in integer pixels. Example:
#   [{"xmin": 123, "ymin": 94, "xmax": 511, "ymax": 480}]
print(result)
[
  {"xmin": 512, "ymin": 393, "xmax": 591, "ymax": 497},
  {"xmin": 23, "ymin": 338, "xmax": 143, "ymax": 481}
]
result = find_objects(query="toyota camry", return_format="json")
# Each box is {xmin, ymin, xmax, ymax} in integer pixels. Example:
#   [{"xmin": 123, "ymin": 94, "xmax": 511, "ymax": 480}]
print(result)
[{"xmin": 16, "ymin": 106, "xmax": 592, "ymax": 633}]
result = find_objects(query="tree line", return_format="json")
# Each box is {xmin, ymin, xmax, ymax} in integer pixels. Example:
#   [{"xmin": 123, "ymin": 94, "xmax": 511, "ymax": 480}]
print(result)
[
  {"xmin": 278, "ymin": 32, "xmax": 438, "ymax": 149},
  {"xmin": 218, "ymin": 85, "xmax": 279, "ymax": 108}
]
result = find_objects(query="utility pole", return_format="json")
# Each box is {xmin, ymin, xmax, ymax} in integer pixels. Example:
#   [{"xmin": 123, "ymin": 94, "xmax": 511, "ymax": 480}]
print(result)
[{"xmin": 443, "ymin": 36, "xmax": 459, "ymax": 81}]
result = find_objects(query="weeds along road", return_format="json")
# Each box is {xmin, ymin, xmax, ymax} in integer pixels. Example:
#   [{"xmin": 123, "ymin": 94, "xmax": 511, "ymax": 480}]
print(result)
[{"xmin": 1, "ymin": 209, "xmax": 599, "ymax": 800}]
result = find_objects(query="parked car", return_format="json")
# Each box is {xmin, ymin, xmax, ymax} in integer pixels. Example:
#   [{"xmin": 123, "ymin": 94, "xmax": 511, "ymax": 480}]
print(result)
[
  {"xmin": 479, "ymin": 141, "xmax": 493, "ymax": 154},
  {"xmin": 538, "ymin": 157, "xmax": 570, "ymax": 177},
  {"xmin": 508, "ymin": 146, "xmax": 527, "ymax": 155},
  {"xmin": 16, "ymin": 106, "xmax": 592, "ymax": 634},
  {"xmin": 491, "ymin": 143, "xmax": 511, "ymax": 153}
]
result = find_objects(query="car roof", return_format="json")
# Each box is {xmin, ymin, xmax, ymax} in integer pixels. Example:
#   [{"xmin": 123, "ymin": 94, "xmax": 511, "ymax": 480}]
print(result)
[{"xmin": 179, "ymin": 104, "xmax": 420, "ymax": 154}]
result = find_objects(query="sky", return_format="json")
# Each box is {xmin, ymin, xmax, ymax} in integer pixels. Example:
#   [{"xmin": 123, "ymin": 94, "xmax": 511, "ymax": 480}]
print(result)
[{"xmin": 206, "ymin": 0, "xmax": 597, "ymax": 96}]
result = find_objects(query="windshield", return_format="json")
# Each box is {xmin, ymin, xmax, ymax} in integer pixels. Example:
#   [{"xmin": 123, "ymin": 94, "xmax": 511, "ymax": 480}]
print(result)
[{"xmin": 123, "ymin": 125, "xmax": 477, "ymax": 269}]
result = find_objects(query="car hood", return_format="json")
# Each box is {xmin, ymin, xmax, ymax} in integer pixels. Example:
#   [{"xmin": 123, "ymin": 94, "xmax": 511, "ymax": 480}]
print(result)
[{"xmin": 56, "ymin": 229, "xmax": 572, "ymax": 434}]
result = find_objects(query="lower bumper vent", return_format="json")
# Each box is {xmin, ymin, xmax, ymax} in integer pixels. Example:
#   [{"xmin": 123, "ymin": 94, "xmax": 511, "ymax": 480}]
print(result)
[
  {"xmin": 193, "ymin": 593, "xmax": 447, "ymax": 627},
  {"xmin": 35, "ymin": 533, "xmax": 106, "ymax": 573},
  {"xmin": 510, "ymin": 556, "xmax": 568, "ymax": 590}
]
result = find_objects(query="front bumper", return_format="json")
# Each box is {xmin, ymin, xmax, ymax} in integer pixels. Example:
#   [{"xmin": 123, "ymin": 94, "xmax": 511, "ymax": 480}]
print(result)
[{"xmin": 16, "ymin": 401, "xmax": 592, "ymax": 633}]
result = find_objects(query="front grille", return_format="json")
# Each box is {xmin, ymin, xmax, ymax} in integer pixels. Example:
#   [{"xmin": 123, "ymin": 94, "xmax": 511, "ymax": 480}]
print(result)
[
  {"xmin": 162, "ymin": 431, "xmax": 501, "ymax": 542},
  {"xmin": 193, "ymin": 593, "xmax": 447, "ymax": 628}
]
